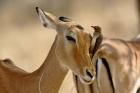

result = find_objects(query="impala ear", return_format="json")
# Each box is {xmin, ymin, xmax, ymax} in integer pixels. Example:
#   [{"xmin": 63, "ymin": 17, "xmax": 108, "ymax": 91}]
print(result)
[{"xmin": 36, "ymin": 7, "xmax": 58, "ymax": 30}]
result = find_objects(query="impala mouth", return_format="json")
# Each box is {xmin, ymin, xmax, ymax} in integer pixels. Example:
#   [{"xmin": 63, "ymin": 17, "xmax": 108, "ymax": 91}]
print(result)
[
  {"xmin": 79, "ymin": 67, "xmax": 96, "ymax": 85},
  {"xmin": 79, "ymin": 74, "xmax": 95, "ymax": 85},
  {"xmin": 78, "ymin": 68, "xmax": 95, "ymax": 85}
]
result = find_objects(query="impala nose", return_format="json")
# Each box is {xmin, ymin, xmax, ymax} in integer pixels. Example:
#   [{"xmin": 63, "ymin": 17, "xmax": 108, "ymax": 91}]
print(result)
[
  {"xmin": 79, "ymin": 68, "xmax": 95, "ymax": 84},
  {"xmin": 86, "ymin": 69, "xmax": 94, "ymax": 79}
]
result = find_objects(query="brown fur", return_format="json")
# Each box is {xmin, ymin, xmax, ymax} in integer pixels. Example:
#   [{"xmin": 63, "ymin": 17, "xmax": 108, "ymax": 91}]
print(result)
[
  {"xmin": 0, "ymin": 7, "xmax": 96, "ymax": 92},
  {"xmin": 74, "ymin": 37, "xmax": 140, "ymax": 93},
  {"xmin": 0, "ymin": 37, "xmax": 67, "ymax": 93}
]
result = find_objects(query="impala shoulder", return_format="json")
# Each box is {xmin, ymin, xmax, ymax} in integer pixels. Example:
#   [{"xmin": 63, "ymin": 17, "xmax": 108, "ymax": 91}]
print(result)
[{"xmin": 97, "ymin": 39, "xmax": 127, "ymax": 59}]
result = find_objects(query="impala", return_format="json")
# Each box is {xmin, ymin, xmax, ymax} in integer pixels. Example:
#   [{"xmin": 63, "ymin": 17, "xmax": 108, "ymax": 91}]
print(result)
[
  {"xmin": 0, "ymin": 7, "xmax": 96, "ymax": 93},
  {"xmin": 61, "ymin": 26, "xmax": 140, "ymax": 93}
]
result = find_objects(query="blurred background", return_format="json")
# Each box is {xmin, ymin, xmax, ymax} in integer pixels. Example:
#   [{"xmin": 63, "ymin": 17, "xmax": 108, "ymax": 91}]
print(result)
[{"xmin": 0, "ymin": 0, "xmax": 139, "ymax": 72}]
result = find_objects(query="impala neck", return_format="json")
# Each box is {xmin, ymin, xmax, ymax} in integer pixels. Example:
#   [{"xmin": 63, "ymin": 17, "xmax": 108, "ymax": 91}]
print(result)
[{"xmin": 32, "ymin": 35, "xmax": 68, "ymax": 93}]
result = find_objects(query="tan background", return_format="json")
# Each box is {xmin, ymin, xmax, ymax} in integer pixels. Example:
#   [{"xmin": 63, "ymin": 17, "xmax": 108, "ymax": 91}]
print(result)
[{"xmin": 0, "ymin": 0, "xmax": 139, "ymax": 72}]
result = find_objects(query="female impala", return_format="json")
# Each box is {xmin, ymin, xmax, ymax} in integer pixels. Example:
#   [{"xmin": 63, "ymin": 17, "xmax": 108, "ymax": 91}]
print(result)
[
  {"xmin": 36, "ymin": 7, "xmax": 96, "ymax": 84},
  {"xmin": 0, "ymin": 7, "xmax": 95, "ymax": 93}
]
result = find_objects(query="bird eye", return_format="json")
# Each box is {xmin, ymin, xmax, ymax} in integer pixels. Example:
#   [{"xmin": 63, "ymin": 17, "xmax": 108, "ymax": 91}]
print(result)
[{"xmin": 66, "ymin": 36, "xmax": 76, "ymax": 42}]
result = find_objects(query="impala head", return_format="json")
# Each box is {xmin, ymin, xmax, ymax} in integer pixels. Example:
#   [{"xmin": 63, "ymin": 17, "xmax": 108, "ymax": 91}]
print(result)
[{"xmin": 36, "ymin": 7, "xmax": 95, "ymax": 84}]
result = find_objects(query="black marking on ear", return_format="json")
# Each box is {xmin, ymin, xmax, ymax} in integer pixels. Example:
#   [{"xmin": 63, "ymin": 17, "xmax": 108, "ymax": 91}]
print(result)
[
  {"xmin": 59, "ymin": 16, "xmax": 71, "ymax": 22},
  {"xmin": 35, "ymin": 7, "xmax": 48, "ymax": 27},
  {"xmin": 36, "ymin": 7, "xmax": 39, "ymax": 15}
]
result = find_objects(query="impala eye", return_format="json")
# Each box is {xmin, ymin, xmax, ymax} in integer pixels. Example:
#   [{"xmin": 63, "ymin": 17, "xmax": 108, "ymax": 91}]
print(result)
[{"xmin": 66, "ymin": 36, "xmax": 76, "ymax": 42}]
